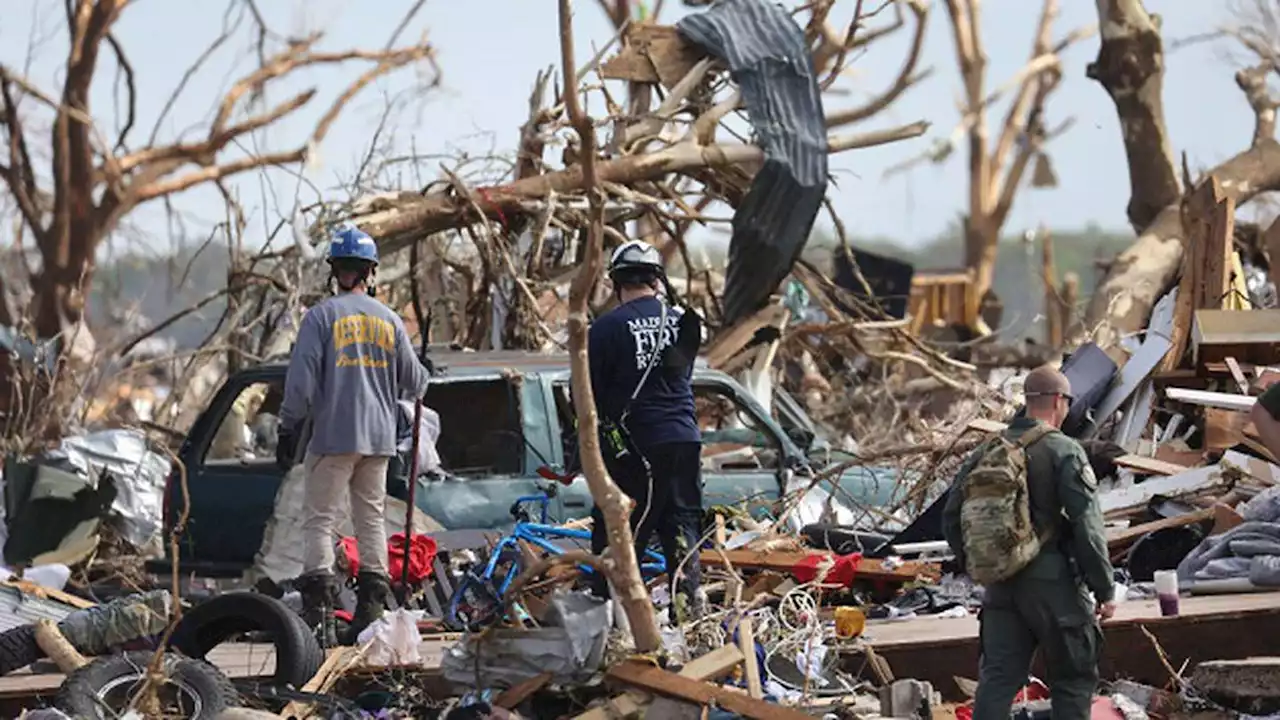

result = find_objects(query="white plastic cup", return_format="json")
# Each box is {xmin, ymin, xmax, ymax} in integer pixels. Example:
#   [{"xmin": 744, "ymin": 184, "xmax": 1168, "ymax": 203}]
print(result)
[{"xmin": 1153, "ymin": 570, "xmax": 1180, "ymax": 617}]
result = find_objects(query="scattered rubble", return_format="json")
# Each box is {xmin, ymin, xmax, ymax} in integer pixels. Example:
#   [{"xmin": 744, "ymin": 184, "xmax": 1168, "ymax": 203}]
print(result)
[{"xmin": 3, "ymin": 0, "xmax": 1280, "ymax": 718}]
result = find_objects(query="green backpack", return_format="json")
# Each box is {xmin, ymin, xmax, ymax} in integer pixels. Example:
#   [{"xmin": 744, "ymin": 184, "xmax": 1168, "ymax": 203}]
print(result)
[{"xmin": 959, "ymin": 424, "xmax": 1055, "ymax": 585}]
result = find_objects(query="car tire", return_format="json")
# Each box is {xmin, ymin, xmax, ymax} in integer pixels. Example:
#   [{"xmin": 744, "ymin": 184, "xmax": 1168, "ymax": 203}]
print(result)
[
  {"xmin": 0, "ymin": 624, "xmax": 41, "ymax": 676},
  {"xmin": 168, "ymin": 592, "xmax": 323, "ymax": 688},
  {"xmin": 55, "ymin": 650, "xmax": 237, "ymax": 719}
]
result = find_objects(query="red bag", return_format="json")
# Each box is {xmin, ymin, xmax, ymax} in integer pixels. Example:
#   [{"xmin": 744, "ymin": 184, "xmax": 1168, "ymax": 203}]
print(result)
[
  {"xmin": 340, "ymin": 533, "xmax": 438, "ymax": 586},
  {"xmin": 791, "ymin": 552, "xmax": 861, "ymax": 587}
]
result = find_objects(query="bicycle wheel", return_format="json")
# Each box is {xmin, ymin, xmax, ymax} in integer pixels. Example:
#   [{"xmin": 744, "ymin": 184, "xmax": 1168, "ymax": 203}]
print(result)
[{"xmin": 444, "ymin": 572, "xmax": 503, "ymax": 632}]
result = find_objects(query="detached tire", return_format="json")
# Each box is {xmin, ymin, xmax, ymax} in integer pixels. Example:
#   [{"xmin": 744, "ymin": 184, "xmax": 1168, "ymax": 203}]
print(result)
[
  {"xmin": 55, "ymin": 650, "xmax": 236, "ymax": 719},
  {"xmin": 168, "ymin": 592, "xmax": 322, "ymax": 688},
  {"xmin": 0, "ymin": 624, "xmax": 40, "ymax": 676}
]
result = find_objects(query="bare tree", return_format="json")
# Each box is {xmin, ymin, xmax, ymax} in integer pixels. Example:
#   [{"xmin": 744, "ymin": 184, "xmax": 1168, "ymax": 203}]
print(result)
[
  {"xmin": 0, "ymin": 0, "xmax": 437, "ymax": 349},
  {"xmin": 1085, "ymin": 0, "xmax": 1280, "ymax": 350},
  {"xmin": 937, "ymin": 0, "xmax": 1093, "ymax": 304}
]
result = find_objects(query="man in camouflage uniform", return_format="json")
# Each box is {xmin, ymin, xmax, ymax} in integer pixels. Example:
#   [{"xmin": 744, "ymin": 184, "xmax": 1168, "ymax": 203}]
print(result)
[{"xmin": 942, "ymin": 365, "xmax": 1116, "ymax": 719}]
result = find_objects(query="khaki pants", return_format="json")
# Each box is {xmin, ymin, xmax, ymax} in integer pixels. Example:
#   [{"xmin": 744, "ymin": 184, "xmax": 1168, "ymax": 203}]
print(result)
[{"xmin": 302, "ymin": 453, "xmax": 391, "ymax": 577}]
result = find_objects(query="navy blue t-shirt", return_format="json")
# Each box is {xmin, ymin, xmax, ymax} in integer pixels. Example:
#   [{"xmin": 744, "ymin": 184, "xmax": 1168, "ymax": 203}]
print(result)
[{"xmin": 588, "ymin": 296, "xmax": 701, "ymax": 448}]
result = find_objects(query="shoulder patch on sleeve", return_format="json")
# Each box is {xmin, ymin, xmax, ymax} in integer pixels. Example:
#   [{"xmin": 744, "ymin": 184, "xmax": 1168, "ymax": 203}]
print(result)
[{"xmin": 1079, "ymin": 459, "xmax": 1098, "ymax": 491}]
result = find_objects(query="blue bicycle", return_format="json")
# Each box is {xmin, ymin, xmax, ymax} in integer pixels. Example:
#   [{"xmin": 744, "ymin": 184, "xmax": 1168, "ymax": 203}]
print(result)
[{"xmin": 445, "ymin": 471, "xmax": 668, "ymax": 631}]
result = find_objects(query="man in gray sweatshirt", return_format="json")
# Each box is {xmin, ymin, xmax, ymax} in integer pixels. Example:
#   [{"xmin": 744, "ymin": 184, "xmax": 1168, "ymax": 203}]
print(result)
[{"xmin": 277, "ymin": 222, "xmax": 430, "ymax": 645}]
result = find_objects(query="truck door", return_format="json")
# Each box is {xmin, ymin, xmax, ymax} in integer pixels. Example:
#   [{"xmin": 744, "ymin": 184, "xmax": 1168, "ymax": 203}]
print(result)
[
  {"xmin": 174, "ymin": 374, "xmax": 286, "ymax": 570},
  {"xmin": 693, "ymin": 381, "xmax": 785, "ymax": 520}
]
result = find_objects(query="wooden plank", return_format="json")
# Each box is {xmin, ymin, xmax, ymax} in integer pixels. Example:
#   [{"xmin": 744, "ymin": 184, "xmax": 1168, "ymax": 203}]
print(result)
[
  {"xmin": 1113, "ymin": 454, "xmax": 1193, "ymax": 477},
  {"xmin": 738, "ymin": 616, "xmax": 762, "ymax": 699},
  {"xmin": 574, "ymin": 645, "xmax": 744, "ymax": 720},
  {"xmin": 864, "ymin": 592, "xmax": 1280, "ymax": 701},
  {"xmin": 279, "ymin": 647, "xmax": 361, "ymax": 718},
  {"xmin": 1164, "ymin": 387, "xmax": 1256, "ymax": 412},
  {"xmin": 1226, "ymin": 357, "xmax": 1252, "ymax": 394},
  {"xmin": 1105, "ymin": 508, "xmax": 1214, "ymax": 550},
  {"xmin": 607, "ymin": 660, "xmax": 815, "ymax": 720},
  {"xmin": 698, "ymin": 550, "xmax": 939, "ymax": 584},
  {"xmin": 866, "ymin": 592, "xmax": 1280, "ymax": 651},
  {"xmin": 2, "ymin": 581, "xmax": 94, "ymax": 610},
  {"xmin": 494, "ymin": 671, "xmax": 553, "ymax": 710},
  {"xmin": 702, "ymin": 304, "xmax": 788, "ymax": 369},
  {"xmin": 1204, "ymin": 408, "xmax": 1250, "ymax": 452}
]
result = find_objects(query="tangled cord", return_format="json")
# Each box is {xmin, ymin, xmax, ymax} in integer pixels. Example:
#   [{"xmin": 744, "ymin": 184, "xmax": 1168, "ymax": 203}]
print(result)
[{"xmin": 761, "ymin": 584, "xmax": 848, "ymax": 694}]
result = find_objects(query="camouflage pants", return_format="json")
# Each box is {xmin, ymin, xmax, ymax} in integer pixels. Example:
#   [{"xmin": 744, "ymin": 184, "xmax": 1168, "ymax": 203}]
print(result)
[{"xmin": 973, "ymin": 578, "xmax": 1101, "ymax": 720}]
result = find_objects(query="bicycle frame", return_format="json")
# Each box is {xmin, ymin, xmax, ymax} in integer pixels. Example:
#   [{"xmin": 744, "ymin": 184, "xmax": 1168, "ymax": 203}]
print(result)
[{"xmin": 481, "ymin": 494, "xmax": 669, "ymax": 597}]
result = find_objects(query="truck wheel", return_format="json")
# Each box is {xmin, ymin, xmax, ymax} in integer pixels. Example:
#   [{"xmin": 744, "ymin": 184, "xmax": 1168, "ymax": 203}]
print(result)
[
  {"xmin": 55, "ymin": 650, "xmax": 237, "ymax": 719},
  {"xmin": 0, "ymin": 624, "xmax": 41, "ymax": 676},
  {"xmin": 168, "ymin": 592, "xmax": 323, "ymax": 688}
]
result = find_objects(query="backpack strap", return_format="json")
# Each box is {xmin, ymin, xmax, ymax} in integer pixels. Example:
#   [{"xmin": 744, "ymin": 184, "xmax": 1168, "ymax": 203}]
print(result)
[{"xmin": 1015, "ymin": 423, "xmax": 1056, "ymax": 449}]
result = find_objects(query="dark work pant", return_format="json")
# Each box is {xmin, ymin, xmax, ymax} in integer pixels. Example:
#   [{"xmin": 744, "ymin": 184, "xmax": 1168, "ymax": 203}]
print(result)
[
  {"xmin": 974, "ymin": 577, "xmax": 1102, "ymax": 720},
  {"xmin": 589, "ymin": 441, "xmax": 703, "ymax": 604}
]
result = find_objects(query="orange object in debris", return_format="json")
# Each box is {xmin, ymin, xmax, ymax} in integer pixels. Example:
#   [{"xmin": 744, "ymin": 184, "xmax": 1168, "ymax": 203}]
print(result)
[{"xmin": 834, "ymin": 606, "xmax": 865, "ymax": 638}]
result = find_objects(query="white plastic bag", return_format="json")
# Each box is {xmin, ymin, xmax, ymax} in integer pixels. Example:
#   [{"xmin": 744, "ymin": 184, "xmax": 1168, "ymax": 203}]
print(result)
[{"xmin": 357, "ymin": 609, "xmax": 422, "ymax": 666}]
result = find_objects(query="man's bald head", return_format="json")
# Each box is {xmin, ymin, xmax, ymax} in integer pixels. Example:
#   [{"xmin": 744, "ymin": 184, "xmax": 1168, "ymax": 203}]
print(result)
[{"xmin": 1024, "ymin": 365, "xmax": 1073, "ymax": 427}]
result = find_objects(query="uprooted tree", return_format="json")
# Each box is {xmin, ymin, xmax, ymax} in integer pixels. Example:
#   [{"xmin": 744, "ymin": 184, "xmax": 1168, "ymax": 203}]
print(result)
[
  {"xmin": 0, "ymin": 0, "xmax": 437, "ymax": 356},
  {"xmin": 1084, "ymin": 0, "xmax": 1280, "ymax": 351}
]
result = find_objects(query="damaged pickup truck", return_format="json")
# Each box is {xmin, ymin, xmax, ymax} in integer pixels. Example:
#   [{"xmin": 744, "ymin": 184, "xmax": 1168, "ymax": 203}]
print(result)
[{"xmin": 158, "ymin": 350, "xmax": 899, "ymax": 578}]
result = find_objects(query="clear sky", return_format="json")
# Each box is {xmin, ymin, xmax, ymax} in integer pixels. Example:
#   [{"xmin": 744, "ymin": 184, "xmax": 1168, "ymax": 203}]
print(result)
[{"xmin": 0, "ymin": 0, "xmax": 1253, "ymax": 257}]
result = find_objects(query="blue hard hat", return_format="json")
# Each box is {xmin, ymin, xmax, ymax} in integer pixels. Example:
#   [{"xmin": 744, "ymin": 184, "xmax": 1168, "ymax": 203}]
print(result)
[{"xmin": 328, "ymin": 222, "xmax": 379, "ymax": 265}]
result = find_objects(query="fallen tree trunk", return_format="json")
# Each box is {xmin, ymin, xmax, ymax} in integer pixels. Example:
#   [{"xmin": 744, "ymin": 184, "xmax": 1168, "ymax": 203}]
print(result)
[
  {"xmin": 353, "ymin": 123, "xmax": 927, "ymax": 257},
  {"xmin": 1084, "ymin": 0, "xmax": 1280, "ymax": 351}
]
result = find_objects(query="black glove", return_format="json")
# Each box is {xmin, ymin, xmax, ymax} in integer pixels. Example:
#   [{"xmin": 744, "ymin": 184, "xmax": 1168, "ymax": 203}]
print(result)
[{"xmin": 276, "ymin": 428, "xmax": 298, "ymax": 471}]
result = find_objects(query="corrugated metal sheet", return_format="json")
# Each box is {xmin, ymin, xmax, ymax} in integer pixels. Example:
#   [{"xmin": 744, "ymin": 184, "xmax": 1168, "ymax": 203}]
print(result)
[
  {"xmin": 0, "ymin": 584, "xmax": 78, "ymax": 634},
  {"xmin": 678, "ymin": 0, "xmax": 828, "ymax": 326}
]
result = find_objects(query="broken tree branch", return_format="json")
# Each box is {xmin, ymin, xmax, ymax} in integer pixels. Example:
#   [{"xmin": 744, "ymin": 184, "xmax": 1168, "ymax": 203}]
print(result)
[{"xmin": 559, "ymin": 0, "xmax": 661, "ymax": 654}]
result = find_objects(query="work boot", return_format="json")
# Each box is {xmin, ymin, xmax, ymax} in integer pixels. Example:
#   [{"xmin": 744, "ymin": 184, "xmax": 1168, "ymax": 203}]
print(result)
[
  {"xmin": 349, "ymin": 571, "xmax": 392, "ymax": 640},
  {"xmin": 296, "ymin": 572, "xmax": 339, "ymax": 648}
]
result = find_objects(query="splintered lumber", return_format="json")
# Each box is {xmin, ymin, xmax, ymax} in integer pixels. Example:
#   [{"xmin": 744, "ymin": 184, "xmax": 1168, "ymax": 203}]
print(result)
[
  {"xmin": 279, "ymin": 647, "xmax": 363, "ymax": 718},
  {"xmin": 698, "ymin": 549, "xmax": 940, "ymax": 584},
  {"xmin": 1161, "ymin": 177, "xmax": 1233, "ymax": 372},
  {"xmin": 703, "ymin": 305, "xmax": 789, "ymax": 369},
  {"xmin": 599, "ymin": 24, "xmax": 710, "ymax": 87},
  {"xmin": 574, "ymin": 645, "xmax": 744, "ymax": 720},
  {"xmin": 607, "ymin": 660, "xmax": 814, "ymax": 720},
  {"xmin": 1105, "ymin": 508, "xmax": 1214, "ymax": 550}
]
